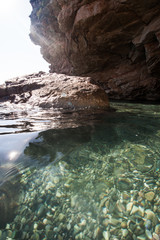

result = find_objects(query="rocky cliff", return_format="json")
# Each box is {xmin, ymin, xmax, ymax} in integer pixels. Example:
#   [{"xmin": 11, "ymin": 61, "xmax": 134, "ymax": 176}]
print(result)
[{"xmin": 29, "ymin": 0, "xmax": 160, "ymax": 101}]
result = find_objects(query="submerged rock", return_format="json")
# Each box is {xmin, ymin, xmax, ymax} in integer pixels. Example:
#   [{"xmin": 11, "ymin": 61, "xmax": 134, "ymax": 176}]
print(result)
[{"xmin": 0, "ymin": 164, "xmax": 20, "ymax": 228}]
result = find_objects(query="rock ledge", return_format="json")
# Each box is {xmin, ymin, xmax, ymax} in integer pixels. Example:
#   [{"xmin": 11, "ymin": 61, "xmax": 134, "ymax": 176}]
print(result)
[{"xmin": 0, "ymin": 72, "xmax": 109, "ymax": 111}]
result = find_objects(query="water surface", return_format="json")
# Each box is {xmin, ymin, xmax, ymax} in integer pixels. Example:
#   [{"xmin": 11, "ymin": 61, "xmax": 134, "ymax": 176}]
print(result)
[{"xmin": 0, "ymin": 102, "xmax": 160, "ymax": 240}]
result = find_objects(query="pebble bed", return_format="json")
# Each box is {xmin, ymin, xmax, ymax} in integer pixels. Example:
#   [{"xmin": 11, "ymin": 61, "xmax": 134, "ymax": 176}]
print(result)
[
  {"xmin": 0, "ymin": 102, "xmax": 160, "ymax": 240},
  {"xmin": 1, "ymin": 138, "xmax": 160, "ymax": 240}
]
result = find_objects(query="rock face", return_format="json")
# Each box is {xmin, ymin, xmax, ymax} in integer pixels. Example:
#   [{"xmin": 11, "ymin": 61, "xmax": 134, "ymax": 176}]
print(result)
[
  {"xmin": 29, "ymin": 0, "xmax": 160, "ymax": 101},
  {"xmin": 0, "ymin": 72, "xmax": 109, "ymax": 110}
]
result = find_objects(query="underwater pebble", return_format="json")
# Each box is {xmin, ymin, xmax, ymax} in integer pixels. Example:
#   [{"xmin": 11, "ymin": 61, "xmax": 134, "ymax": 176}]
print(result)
[
  {"xmin": 102, "ymin": 207, "xmax": 108, "ymax": 214},
  {"xmin": 58, "ymin": 213, "xmax": 66, "ymax": 222},
  {"xmin": 37, "ymin": 222, "xmax": 45, "ymax": 230},
  {"xmin": 31, "ymin": 232, "xmax": 40, "ymax": 240},
  {"xmin": 74, "ymin": 224, "xmax": 81, "ymax": 235},
  {"xmin": 138, "ymin": 206, "xmax": 145, "ymax": 217},
  {"xmin": 71, "ymin": 195, "xmax": 78, "ymax": 207},
  {"xmin": 126, "ymin": 202, "xmax": 133, "ymax": 212},
  {"xmin": 145, "ymin": 229, "xmax": 152, "ymax": 239},
  {"xmin": 75, "ymin": 232, "xmax": 83, "ymax": 239},
  {"xmin": 131, "ymin": 205, "xmax": 139, "ymax": 215},
  {"xmin": 21, "ymin": 217, "xmax": 26, "ymax": 224},
  {"xmin": 155, "ymin": 224, "xmax": 160, "ymax": 235},
  {"xmin": 137, "ymin": 227, "xmax": 145, "ymax": 236},
  {"xmin": 116, "ymin": 200, "xmax": 125, "ymax": 212},
  {"xmin": 103, "ymin": 219, "xmax": 109, "ymax": 227},
  {"xmin": 79, "ymin": 218, "xmax": 86, "ymax": 227},
  {"xmin": 121, "ymin": 221, "xmax": 127, "ymax": 228},
  {"xmin": 117, "ymin": 178, "xmax": 133, "ymax": 190},
  {"xmin": 43, "ymin": 218, "xmax": 48, "ymax": 225},
  {"xmin": 93, "ymin": 227, "xmax": 101, "ymax": 239},
  {"xmin": 45, "ymin": 224, "xmax": 51, "ymax": 232},
  {"xmin": 33, "ymin": 223, "xmax": 38, "ymax": 230},
  {"xmin": 145, "ymin": 209, "xmax": 158, "ymax": 226},
  {"xmin": 152, "ymin": 233, "xmax": 159, "ymax": 240},
  {"xmin": 145, "ymin": 219, "xmax": 152, "ymax": 230},
  {"xmin": 53, "ymin": 177, "xmax": 59, "ymax": 184},
  {"xmin": 122, "ymin": 229, "xmax": 128, "ymax": 237},
  {"xmin": 7, "ymin": 230, "xmax": 12, "ymax": 238},
  {"xmin": 67, "ymin": 222, "xmax": 71, "ymax": 230},
  {"xmin": 103, "ymin": 231, "xmax": 110, "ymax": 240},
  {"xmin": 46, "ymin": 230, "xmax": 54, "ymax": 239},
  {"xmin": 145, "ymin": 191, "xmax": 155, "ymax": 201},
  {"xmin": 137, "ymin": 235, "xmax": 146, "ymax": 240},
  {"xmin": 109, "ymin": 217, "xmax": 120, "ymax": 226},
  {"xmin": 37, "ymin": 204, "xmax": 46, "ymax": 217},
  {"xmin": 56, "ymin": 190, "xmax": 63, "ymax": 198},
  {"xmin": 64, "ymin": 183, "xmax": 70, "ymax": 188},
  {"xmin": 6, "ymin": 224, "xmax": 10, "ymax": 230},
  {"xmin": 45, "ymin": 182, "xmax": 55, "ymax": 190}
]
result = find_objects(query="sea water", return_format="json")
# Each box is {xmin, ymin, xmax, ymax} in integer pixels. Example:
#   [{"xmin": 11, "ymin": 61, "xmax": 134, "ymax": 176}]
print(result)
[{"xmin": 0, "ymin": 102, "xmax": 160, "ymax": 240}]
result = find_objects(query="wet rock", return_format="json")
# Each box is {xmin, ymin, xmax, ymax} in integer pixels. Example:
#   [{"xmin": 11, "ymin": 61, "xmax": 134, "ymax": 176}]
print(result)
[
  {"xmin": 74, "ymin": 224, "xmax": 81, "ymax": 235},
  {"xmin": 109, "ymin": 217, "xmax": 120, "ymax": 226},
  {"xmin": 122, "ymin": 229, "xmax": 129, "ymax": 237},
  {"xmin": 126, "ymin": 202, "xmax": 133, "ymax": 212},
  {"xmin": 137, "ymin": 235, "xmax": 147, "ymax": 240},
  {"xmin": 93, "ymin": 227, "xmax": 102, "ymax": 239},
  {"xmin": 152, "ymin": 232, "xmax": 160, "ymax": 240},
  {"xmin": 145, "ymin": 210, "xmax": 158, "ymax": 226},
  {"xmin": 37, "ymin": 222, "xmax": 45, "ymax": 230},
  {"xmin": 145, "ymin": 229, "xmax": 152, "ymax": 239},
  {"xmin": 121, "ymin": 221, "xmax": 127, "ymax": 229},
  {"xmin": 145, "ymin": 191, "xmax": 155, "ymax": 201},
  {"xmin": 103, "ymin": 230, "xmax": 110, "ymax": 240},
  {"xmin": 31, "ymin": 232, "xmax": 40, "ymax": 240},
  {"xmin": 155, "ymin": 224, "xmax": 160, "ymax": 235},
  {"xmin": 58, "ymin": 213, "xmax": 66, "ymax": 222},
  {"xmin": 0, "ymin": 72, "xmax": 109, "ymax": 111},
  {"xmin": 103, "ymin": 219, "xmax": 109, "ymax": 227},
  {"xmin": 117, "ymin": 178, "xmax": 133, "ymax": 191},
  {"xmin": 37, "ymin": 204, "xmax": 46, "ymax": 217},
  {"xmin": 145, "ymin": 219, "xmax": 152, "ymax": 230},
  {"xmin": 130, "ymin": 205, "xmax": 139, "ymax": 215}
]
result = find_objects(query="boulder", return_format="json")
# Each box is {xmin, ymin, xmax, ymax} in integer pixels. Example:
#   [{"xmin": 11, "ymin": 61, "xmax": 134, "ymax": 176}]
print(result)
[{"xmin": 0, "ymin": 72, "xmax": 109, "ymax": 110}]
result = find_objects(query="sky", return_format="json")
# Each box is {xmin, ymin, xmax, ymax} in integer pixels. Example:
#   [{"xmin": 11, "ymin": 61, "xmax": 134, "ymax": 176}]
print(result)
[{"xmin": 0, "ymin": 0, "xmax": 49, "ymax": 84}]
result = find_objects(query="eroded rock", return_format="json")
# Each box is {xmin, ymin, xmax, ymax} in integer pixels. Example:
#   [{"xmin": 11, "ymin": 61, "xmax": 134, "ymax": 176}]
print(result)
[
  {"xmin": 29, "ymin": 0, "xmax": 160, "ymax": 101},
  {"xmin": 0, "ymin": 72, "xmax": 109, "ymax": 110}
]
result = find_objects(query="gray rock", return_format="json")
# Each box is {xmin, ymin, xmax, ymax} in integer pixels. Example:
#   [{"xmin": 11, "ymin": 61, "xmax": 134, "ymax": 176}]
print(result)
[{"xmin": 37, "ymin": 204, "xmax": 46, "ymax": 217}]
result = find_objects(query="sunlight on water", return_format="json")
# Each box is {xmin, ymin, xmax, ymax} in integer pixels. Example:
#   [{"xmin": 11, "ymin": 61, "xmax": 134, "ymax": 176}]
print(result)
[{"xmin": 0, "ymin": 102, "xmax": 160, "ymax": 239}]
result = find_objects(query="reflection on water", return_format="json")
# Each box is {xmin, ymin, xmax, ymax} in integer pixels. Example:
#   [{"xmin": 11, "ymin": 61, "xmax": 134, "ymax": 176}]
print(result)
[
  {"xmin": 0, "ymin": 132, "xmax": 38, "ymax": 163},
  {"xmin": 0, "ymin": 102, "xmax": 160, "ymax": 239}
]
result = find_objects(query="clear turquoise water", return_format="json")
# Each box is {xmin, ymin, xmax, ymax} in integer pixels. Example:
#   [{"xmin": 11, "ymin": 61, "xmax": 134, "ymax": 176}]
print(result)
[{"xmin": 0, "ymin": 102, "xmax": 160, "ymax": 240}]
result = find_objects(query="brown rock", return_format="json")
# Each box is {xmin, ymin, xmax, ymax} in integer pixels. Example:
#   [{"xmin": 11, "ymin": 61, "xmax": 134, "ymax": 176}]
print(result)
[
  {"xmin": 0, "ymin": 72, "xmax": 109, "ymax": 110},
  {"xmin": 29, "ymin": 0, "xmax": 160, "ymax": 101}
]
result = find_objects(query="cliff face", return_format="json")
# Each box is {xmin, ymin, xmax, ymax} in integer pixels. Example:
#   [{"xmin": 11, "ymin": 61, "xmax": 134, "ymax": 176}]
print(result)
[{"xmin": 29, "ymin": 0, "xmax": 160, "ymax": 101}]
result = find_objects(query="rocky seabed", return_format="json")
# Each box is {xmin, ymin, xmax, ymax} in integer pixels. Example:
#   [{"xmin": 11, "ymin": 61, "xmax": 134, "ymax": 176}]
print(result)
[{"xmin": 0, "ymin": 138, "xmax": 160, "ymax": 240}]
